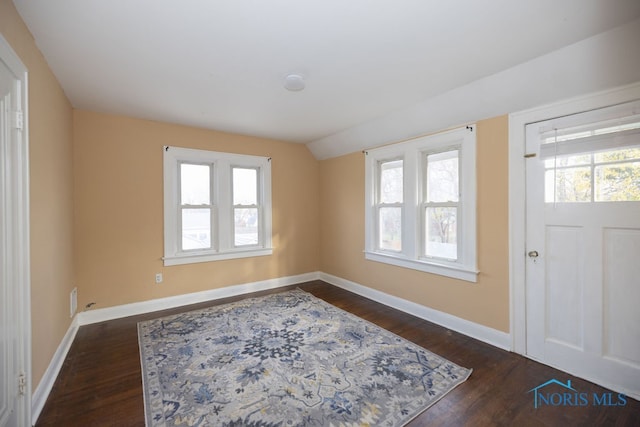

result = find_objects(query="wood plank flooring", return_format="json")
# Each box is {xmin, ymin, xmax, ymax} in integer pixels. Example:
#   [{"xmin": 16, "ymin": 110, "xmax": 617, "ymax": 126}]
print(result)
[{"xmin": 35, "ymin": 280, "xmax": 640, "ymax": 426}]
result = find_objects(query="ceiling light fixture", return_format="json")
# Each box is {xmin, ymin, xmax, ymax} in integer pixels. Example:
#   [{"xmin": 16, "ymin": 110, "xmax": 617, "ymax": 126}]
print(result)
[{"xmin": 283, "ymin": 74, "xmax": 305, "ymax": 92}]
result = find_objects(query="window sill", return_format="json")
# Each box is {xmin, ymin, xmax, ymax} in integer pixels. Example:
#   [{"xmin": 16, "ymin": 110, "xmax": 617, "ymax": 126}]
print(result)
[
  {"xmin": 163, "ymin": 248, "xmax": 273, "ymax": 266},
  {"xmin": 364, "ymin": 251, "xmax": 479, "ymax": 282}
]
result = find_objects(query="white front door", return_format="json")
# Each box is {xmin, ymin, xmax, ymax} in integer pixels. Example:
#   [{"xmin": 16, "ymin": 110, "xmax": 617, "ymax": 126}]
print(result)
[
  {"xmin": 0, "ymin": 36, "xmax": 29, "ymax": 427},
  {"xmin": 525, "ymin": 101, "xmax": 640, "ymax": 399}
]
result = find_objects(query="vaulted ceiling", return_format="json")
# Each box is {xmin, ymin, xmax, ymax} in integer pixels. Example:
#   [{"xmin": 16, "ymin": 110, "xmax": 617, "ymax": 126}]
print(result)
[{"xmin": 14, "ymin": 0, "xmax": 640, "ymax": 157}]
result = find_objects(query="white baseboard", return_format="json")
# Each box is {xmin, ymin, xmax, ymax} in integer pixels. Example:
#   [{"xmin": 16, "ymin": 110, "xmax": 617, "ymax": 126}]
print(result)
[
  {"xmin": 319, "ymin": 272, "xmax": 512, "ymax": 351},
  {"xmin": 31, "ymin": 315, "xmax": 79, "ymax": 425},
  {"xmin": 33, "ymin": 270, "xmax": 510, "ymax": 424},
  {"xmin": 77, "ymin": 271, "xmax": 321, "ymax": 326},
  {"xmin": 31, "ymin": 271, "xmax": 321, "ymax": 424}
]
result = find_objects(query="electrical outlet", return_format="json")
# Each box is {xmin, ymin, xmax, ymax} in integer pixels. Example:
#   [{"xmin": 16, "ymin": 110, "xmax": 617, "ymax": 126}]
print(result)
[
  {"xmin": 155, "ymin": 273, "xmax": 163, "ymax": 284},
  {"xmin": 70, "ymin": 287, "xmax": 77, "ymax": 318}
]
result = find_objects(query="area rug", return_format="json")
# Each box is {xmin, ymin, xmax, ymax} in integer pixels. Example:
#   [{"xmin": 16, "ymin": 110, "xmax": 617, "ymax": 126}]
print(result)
[{"xmin": 138, "ymin": 289, "xmax": 471, "ymax": 426}]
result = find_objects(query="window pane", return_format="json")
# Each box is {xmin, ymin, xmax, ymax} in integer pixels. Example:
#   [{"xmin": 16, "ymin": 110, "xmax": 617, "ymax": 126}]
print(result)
[
  {"xmin": 182, "ymin": 208, "xmax": 211, "ymax": 250},
  {"xmin": 544, "ymin": 154, "xmax": 591, "ymax": 168},
  {"xmin": 594, "ymin": 147, "xmax": 640, "ymax": 163},
  {"xmin": 233, "ymin": 168, "xmax": 258, "ymax": 205},
  {"xmin": 181, "ymin": 163, "xmax": 210, "ymax": 205},
  {"xmin": 427, "ymin": 150, "xmax": 459, "ymax": 202},
  {"xmin": 595, "ymin": 162, "xmax": 640, "ymax": 201},
  {"xmin": 425, "ymin": 207, "xmax": 457, "ymax": 260},
  {"xmin": 234, "ymin": 208, "xmax": 258, "ymax": 246},
  {"xmin": 545, "ymin": 167, "xmax": 591, "ymax": 203},
  {"xmin": 380, "ymin": 160, "xmax": 403, "ymax": 203},
  {"xmin": 378, "ymin": 207, "xmax": 401, "ymax": 251}
]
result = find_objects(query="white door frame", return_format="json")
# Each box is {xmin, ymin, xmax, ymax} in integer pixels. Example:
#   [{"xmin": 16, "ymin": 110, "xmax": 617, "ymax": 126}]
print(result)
[
  {"xmin": 0, "ymin": 35, "xmax": 30, "ymax": 427},
  {"xmin": 508, "ymin": 81, "xmax": 640, "ymax": 356}
]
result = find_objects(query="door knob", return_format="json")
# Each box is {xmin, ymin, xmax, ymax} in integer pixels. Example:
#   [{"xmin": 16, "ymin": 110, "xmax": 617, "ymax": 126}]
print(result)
[{"xmin": 528, "ymin": 250, "xmax": 539, "ymax": 258}]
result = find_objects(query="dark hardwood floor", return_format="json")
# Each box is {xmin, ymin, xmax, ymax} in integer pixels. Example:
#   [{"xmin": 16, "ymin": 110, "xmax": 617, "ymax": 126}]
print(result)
[{"xmin": 35, "ymin": 280, "xmax": 639, "ymax": 426}]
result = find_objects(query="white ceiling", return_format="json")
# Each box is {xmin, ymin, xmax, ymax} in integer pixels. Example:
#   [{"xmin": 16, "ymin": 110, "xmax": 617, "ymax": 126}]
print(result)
[{"xmin": 13, "ymin": 0, "xmax": 640, "ymax": 152}]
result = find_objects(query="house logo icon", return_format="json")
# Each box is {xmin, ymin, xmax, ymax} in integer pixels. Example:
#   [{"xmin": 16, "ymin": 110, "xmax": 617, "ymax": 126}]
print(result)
[
  {"xmin": 528, "ymin": 379, "xmax": 578, "ymax": 409},
  {"xmin": 527, "ymin": 378, "xmax": 628, "ymax": 409}
]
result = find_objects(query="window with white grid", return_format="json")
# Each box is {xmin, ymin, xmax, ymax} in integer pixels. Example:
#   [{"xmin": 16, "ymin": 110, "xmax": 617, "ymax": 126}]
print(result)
[
  {"xmin": 365, "ymin": 126, "xmax": 478, "ymax": 282},
  {"xmin": 163, "ymin": 146, "xmax": 272, "ymax": 266}
]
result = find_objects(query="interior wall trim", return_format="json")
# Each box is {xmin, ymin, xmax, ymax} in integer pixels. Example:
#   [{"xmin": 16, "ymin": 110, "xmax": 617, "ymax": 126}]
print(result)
[
  {"xmin": 508, "ymin": 80, "xmax": 640, "ymax": 356},
  {"xmin": 76, "ymin": 272, "xmax": 322, "ymax": 326},
  {"xmin": 33, "ymin": 270, "xmax": 512, "ymax": 423},
  {"xmin": 31, "ymin": 316, "xmax": 79, "ymax": 424},
  {"xmin": 319, "ymin": 272, "xmax": 511, "ymax": 351}
]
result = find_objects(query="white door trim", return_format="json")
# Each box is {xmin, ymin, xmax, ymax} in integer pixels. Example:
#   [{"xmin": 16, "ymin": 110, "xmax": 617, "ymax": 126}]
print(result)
[
  {"xmin": 508, "ymin": 81, "xmax": 640, "ymax": 356},
  {"xmin": 0, "ymin": 35, "xmax": 30, "ymax": 427}
]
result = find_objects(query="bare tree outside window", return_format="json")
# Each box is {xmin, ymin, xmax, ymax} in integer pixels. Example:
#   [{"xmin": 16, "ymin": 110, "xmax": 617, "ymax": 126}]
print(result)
[
  {"xmin": 545, "ymin": 148, "xmax": 640, "ymax": 203},
  {"xmin": 425, "ymin": 150, "xmax": 459, "ymax": 260},
  {"xmin": 378, "ymin": 160, "xmax": 403, "ymax": 251}
]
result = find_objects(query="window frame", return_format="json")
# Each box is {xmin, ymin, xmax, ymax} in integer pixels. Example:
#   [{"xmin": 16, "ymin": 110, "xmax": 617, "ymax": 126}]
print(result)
[
  {"xmin": 178, "ymin": 161, "xmax": 216, "ymax": 252},
  {"xmin": 375, "ymin": 158, "xmax": 404, "ymax": 253},
  {"xmin": 537, "ymin": 114, "xmax": 640, "ymax": 204},
  {"xmin": 232, "ymin": 166, "xmax": 261, "ymax": 247},
  {"xmin": 421, "ymin": 148, "xmax": 461, "ymax": 262},
  {"xmin": 364, "ymin": 126, "xmax": 478, "ymax": 282},
  {"xmin": 163, "ymin": 146, "xmax": 272, "ymax": 266}
]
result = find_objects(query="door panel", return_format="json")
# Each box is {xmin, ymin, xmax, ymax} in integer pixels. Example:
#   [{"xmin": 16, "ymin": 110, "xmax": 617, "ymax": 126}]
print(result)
[
  {"xmin": 603, "ymin": 228, "xmax": 640, "ymax": 367},
  {"xmin": 545, "ymin": 225, "xmax": 584, "ymax": 349},
  {"xmin": 525, "ymin": 102, "xmax": 640, "ymax": 399}
]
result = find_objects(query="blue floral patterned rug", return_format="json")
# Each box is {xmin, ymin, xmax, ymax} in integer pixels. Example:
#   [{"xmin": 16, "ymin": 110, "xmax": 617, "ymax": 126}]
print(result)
[{"xmin": 138, "ymin": 289, "xmax": 471, "ymax": 426}]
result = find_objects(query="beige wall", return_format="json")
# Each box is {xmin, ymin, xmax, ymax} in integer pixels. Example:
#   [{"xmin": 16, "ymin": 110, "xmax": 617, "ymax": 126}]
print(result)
[
  {"xmin": 2, "ymin": 0, "xmax": 508, "ymax": 395},
  {"xmin": 73, "ymin": 110, "xmax": 320, "ymax": 309},
  {"xmin": 0, "ymin": 0, "xmax": 75, "ymax": 388},
  {"xmin": 320, "ymin": 116, "xmax": 510, "ymax": 332}
]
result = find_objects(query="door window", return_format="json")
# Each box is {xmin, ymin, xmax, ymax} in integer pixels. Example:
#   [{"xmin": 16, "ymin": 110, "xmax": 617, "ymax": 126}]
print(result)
[{"xmin": 539, "ymin": 111, "xmax": 640, "ymax": 203}]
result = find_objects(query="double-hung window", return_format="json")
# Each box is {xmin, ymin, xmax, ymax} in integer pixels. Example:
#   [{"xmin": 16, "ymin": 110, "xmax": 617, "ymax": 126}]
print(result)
[
  {"xmin": 163, "ymin": 146, "xmax": 272, "ymax": 266},
  {"xmin": 376, "ymin": 159, "xmax": 404, "ymax": 252},
  {"xmin": 365, "ymin": 126, "xmax": 478, "ymax": 282},
  {"xmin": 423, "ymin": 149, "xmax": 460, "ymax": 260}
]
